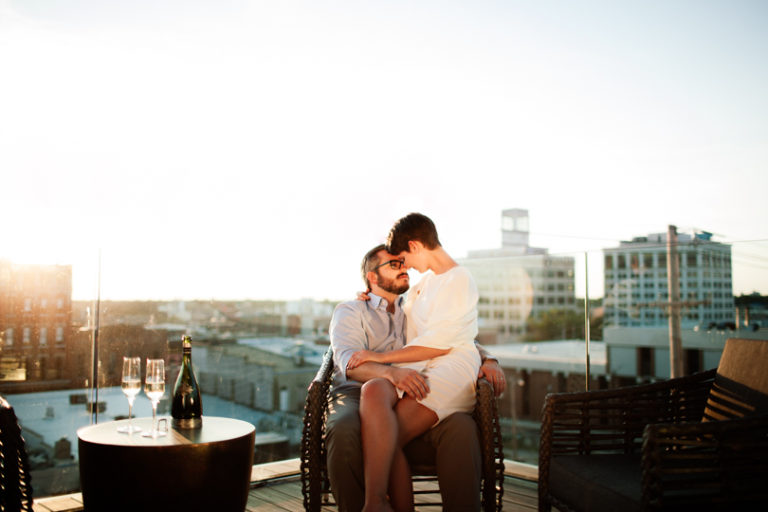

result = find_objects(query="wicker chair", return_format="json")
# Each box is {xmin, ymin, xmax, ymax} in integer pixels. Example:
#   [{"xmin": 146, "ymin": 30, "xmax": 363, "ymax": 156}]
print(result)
[
  {"xmin": 539, "ymin": 337, "xmax": 768, "ymax": 512},
  {"xmin": 300, "ymin": 348, "xmax": 505, "ymax": 511},
  {"xmin": 0, "ymin": 395, "xmax": 34, "ymax": 512}
]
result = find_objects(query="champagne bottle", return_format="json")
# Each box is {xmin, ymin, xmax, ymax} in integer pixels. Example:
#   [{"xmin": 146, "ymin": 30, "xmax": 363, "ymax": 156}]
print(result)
[{"xmin": 171, "ymin": 335, "xmax": 203, "ymax": 429}]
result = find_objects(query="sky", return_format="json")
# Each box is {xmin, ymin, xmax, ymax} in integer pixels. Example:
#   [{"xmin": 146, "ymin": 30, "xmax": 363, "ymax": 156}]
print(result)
[{"xmin": 1, "ymin": 0, "xmax": 767, "ymax": 302}]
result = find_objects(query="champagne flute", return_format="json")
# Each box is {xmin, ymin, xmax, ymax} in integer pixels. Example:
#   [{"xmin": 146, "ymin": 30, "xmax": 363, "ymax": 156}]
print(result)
[
  {"xmin": 142, "ymin": 358, "xmax": 166, "ymax": 438},
  {"xmin": 117, "ymin": 357, "xmax": 142, "ymax": 434}
]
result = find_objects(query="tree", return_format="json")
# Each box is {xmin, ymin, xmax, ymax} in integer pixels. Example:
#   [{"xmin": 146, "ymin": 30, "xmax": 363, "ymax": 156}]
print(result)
[{"xmin": 525, "ymin": 308, "xmax": 584, "ymax": 341}]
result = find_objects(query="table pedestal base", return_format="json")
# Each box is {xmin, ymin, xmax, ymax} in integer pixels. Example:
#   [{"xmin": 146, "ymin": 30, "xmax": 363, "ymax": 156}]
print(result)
[{"xmin": 78, "ymin": 417, "xmax": 255, "ymax": 512}]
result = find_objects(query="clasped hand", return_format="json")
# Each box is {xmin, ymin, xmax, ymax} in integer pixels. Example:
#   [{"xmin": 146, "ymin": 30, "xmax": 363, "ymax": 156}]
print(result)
[
  {"xmin": 347, "ymin": 351, "xmax": 430, "ymax": 399},
  {"xmin": 347, "ymin": 349, "xmax": 380, "ymax": 369}
]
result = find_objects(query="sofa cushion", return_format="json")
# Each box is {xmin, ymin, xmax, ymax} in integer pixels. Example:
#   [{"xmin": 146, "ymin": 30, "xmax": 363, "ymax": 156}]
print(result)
[
  {"xmin": 550, "ymin": 454, "xmax": 642, "ymax": 512},
  {"xmin": 702, "ymin": 338, "xmax": 768, "ymax": 422}
]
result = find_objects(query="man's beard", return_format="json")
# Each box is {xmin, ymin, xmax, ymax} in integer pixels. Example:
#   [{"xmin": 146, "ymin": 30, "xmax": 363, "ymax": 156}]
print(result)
[{"xmin": 376, "ymin": 272, "xmax": 409, "ymax": 295}]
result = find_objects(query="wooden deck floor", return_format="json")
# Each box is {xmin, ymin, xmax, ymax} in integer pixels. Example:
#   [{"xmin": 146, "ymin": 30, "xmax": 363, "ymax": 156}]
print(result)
[
  {"xmin": 246, "ymin": 475, "xmax": 538, "ymax": 511},
  {"xmin": 34, "ymin": 459, "xmax": 538, "ymax": 512}
]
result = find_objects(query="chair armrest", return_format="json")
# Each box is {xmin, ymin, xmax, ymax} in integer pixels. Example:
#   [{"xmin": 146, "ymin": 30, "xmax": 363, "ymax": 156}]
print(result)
[
  {"xmin": 309, "ymin": 347, "xmax": 335, "ymax": 388},
  {"xmin": 0, "ymin": 396, "xmax": 33, "ymax": 510},
  {"xmin": 541, "ymin": 369, "xmax": 716, "ymax": 457},
  {"xmin": 642, "ymin": 414, "xmax": 768, "ymax": 509},
  {"xmin": 300, "ymin": 349, "xmax": 334, "ymax": 511},
  {"xmin": 538, "ymin": 369, "xmax": 716, "ymax": 512},
  {"xmin": 475, "ymin": 378, "xmax": 505, "ymax": 512}
]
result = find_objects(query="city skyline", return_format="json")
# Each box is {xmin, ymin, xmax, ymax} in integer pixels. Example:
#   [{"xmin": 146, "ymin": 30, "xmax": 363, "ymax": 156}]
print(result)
[{"xmin": 2, "ymin": 0, "xmax": 767, "ymax": 301}]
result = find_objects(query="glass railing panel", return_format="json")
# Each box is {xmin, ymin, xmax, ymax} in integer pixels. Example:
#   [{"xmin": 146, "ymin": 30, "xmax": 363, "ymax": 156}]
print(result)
[
  {"xmin": 4, "ymin": 234, "xmax": 767, "ymax": 499},
  {"xmin": 1, "ymin": 251, "xmax": 100, "ymax": 498},
  {"xmin": 458, "ymin": 235, "xmax": 767, "ymax": 464},
  {"xmin": 458, "ymin": 249, "xmax": 596, "ymax": 464}
]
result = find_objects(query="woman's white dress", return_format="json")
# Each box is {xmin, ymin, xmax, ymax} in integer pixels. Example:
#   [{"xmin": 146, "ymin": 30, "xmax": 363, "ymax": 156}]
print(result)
[{"xmin": 396, "ymin": 266, "xmax": 481, "ymax": 423}]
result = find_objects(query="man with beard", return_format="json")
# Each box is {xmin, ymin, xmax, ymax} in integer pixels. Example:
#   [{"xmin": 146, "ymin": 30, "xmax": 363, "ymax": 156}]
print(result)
[{"xmin": 324, "ymin": 244, "xmax": 506, "ymax": 512}]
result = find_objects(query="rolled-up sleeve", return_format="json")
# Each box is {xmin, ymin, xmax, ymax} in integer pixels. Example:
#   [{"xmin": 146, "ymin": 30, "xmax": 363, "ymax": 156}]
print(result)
[{"xmin": 329, "ymin": 303, "xmax": 367, "ymax": 381}]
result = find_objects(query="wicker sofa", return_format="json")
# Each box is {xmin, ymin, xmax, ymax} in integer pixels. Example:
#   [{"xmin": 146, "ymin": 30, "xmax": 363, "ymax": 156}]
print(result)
[
  {"xmin": 538, "ymin": 338, "xmax": 768, "ymax": 511},
  {"xmin": 300, "ymin": 348, "xmax": 505, "ymax": 511}
]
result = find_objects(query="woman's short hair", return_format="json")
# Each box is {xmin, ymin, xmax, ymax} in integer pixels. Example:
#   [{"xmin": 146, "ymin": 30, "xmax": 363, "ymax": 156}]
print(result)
[
  {"xmin": 360, "ymin": 244, "xmax": 386, "ymax": 289},
  {"xmin": 386, "ymin": 213, "xmax": 441, "ymax": 255}
]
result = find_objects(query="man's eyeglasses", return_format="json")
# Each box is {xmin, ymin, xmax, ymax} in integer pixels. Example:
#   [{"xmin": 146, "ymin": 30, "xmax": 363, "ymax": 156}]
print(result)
[{"xmin": 373, "ymin": 259, "xmax": 405, "ymax": 271}]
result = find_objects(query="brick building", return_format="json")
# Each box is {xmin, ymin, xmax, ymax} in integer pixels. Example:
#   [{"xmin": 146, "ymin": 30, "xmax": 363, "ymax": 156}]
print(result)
[{"xmin": 0, "ymin": 261, "xmax": 73, "ymax": 389}]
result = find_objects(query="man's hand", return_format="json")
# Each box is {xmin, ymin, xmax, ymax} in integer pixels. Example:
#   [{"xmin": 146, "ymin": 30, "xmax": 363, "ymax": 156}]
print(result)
[
  {"xmin": 387, "ymin": 367, "xmax": 430, "ymax": 400},
  {"xmin": 347, "ymin": 349, "xmax": 380, "ymax": 370},
  {"xmin": 478, "ymin": 359, "xmax": 506, "ymax": 396}
]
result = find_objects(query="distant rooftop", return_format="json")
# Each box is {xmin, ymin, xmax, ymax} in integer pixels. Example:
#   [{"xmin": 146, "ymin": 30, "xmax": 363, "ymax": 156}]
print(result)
[
  {"xmin": 488, "ymin": 340, "xmax": 606, "ymax": 375},
  {"xmin": 232, "ymin": 337, "xmax": 327, "ymax": 366},
  {"xmin": 612, "ymin": 230, "xmax": 724, "ymax": 248}
]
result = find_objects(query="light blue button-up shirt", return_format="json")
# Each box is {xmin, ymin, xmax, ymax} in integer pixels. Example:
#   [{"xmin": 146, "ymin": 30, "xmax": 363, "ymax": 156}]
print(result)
[{"xmin": 327, "ymin": 292, "xmax": 406, "ymax": 388}]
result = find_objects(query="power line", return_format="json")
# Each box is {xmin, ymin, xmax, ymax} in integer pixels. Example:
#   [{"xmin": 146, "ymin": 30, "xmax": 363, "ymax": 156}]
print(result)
[
  {"xmin": 528, "ymin": 229, "xmax": 768, "ymax": 247},
  {"xmin": 721, "ymin": 238, "xmax": 768, "ymax": 244},
  {"xmin": 732, "ymin": 250, "xmax": 768, "ymax": 263},
  {"xmin": 528, "ymin": 231, "xmax": 623, "ymax": 243},
  {"xmin": 732, "ymin": 259, "xmax": 768, "ymax": 271}
]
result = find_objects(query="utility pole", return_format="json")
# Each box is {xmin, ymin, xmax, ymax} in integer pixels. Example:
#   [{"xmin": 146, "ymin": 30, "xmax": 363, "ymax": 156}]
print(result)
[
  {"xmin": 635, "ymin": 225, "xmax": 709, "ymax": 378},
  {"xmin": 666, "ymin": 225, "xmax": 683, "ymax": 378}
]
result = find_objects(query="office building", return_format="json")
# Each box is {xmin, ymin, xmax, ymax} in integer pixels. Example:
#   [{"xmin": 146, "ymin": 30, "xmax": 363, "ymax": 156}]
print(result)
[
  {"xmin": 603, "ymin": 231, "xmax": 734, "ymax": 329},
  {"xmin": 460, "ymin": 209, "xmax": 577, "ymax": 344}
]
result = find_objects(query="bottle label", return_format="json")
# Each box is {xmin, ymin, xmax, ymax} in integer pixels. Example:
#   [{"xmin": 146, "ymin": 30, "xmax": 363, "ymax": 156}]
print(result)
[{"xmin": 172, "ymin": 417, "xmax": 203, "ymax": 429}]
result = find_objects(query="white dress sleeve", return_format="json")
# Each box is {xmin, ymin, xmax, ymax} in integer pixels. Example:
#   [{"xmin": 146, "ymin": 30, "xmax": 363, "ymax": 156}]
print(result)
[{"xmin": 406, "ymin": 267, "xmax": 478, "ymax": 350}]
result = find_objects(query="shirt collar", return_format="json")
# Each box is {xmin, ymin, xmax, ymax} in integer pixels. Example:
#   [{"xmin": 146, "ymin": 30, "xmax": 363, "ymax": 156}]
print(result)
[{"xmin": 368, "ymin": 292, "xmax": 403, "ymax": 312}]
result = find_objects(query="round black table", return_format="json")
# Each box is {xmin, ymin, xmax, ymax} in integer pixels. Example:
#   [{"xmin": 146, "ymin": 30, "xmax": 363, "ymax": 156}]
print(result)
[{"xmin": 78, "ymin": 416, "xmax": 255, "ymax": 512}]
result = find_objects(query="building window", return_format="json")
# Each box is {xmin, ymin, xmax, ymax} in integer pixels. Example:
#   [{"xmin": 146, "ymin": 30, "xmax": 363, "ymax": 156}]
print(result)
[
  {"xmin": 520, "ymin": 370, "xmax": 531, "ymax": 416},
  {"xmin": 41, "ymin": 298, "xmax": 48, "ymax": 309},
  {"xmin": 4, "ymin": 328, "xmax": 13, "ymax": 346},
  {"xmin": 644, "ymin": 253, "xmax": 654, "ymax": 268},
  {"xmin": 57, "ymin": 298, "xmax": 64, "ymax": 309},
  {"xmin": 685, "ymin": 349, "xmax": 702, "ymax": 374},
  {"xmin": 23, "ymin": 327, "xmax": 31, "ymax": 344},
  {"xmin": 24, "ymin": 298, "xmax": 32, "ymax": 311},
  {"xmin": 40, "ymin": 327, "xmax": 48, "ymax": 346},
  {"xmin": 638, "ymin": 347, "xmax": 654, "ymax": 377},
  {"xmin": 56, "ymin": 326, "xmax": 64, "ymax": 342}
]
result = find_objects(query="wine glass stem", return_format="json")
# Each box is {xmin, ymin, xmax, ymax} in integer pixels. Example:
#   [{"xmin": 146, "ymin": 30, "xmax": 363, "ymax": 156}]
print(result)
[
  {"xmin": 128, "ymin": 401, "xmax": 133, "ymax": 430},
  {"xmin": 151, "ymin": 402, "xmax": 158, "ymax": 436}
]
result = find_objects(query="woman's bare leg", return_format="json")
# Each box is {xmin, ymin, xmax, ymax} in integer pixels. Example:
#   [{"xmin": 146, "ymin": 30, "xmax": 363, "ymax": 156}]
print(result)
[
  {"xmin": 360, "ymin": 378, "xmax": 399, "ymax": 512},
  {"xmin": 387, "ymin": 398, "xmax": 438, "ymax": 512}
]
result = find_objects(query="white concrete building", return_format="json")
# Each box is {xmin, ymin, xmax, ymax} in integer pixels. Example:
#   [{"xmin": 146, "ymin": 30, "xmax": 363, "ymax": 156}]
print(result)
[
  {"xmin": 603, "ymin": 231, "xmax": 734, "ymax": 329},
  {"xmin": 603, "ymin": 325, "xmax": 767, "ymax": 382},
  {"xmin": 459, "ymin": 209, "xmax": 577, "ymax": 344}
]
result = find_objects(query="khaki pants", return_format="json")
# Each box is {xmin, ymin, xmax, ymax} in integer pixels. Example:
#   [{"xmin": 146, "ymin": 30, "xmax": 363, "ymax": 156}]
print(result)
[{"xmin": 326, "ymin": 385, "xmax": 482, "ymax": 512}]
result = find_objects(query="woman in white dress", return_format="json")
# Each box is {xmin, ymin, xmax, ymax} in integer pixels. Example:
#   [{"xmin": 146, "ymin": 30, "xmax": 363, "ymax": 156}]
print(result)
[{"xmin": 347, "ymin": 213, "xmax": 481, "ymax": 512}]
